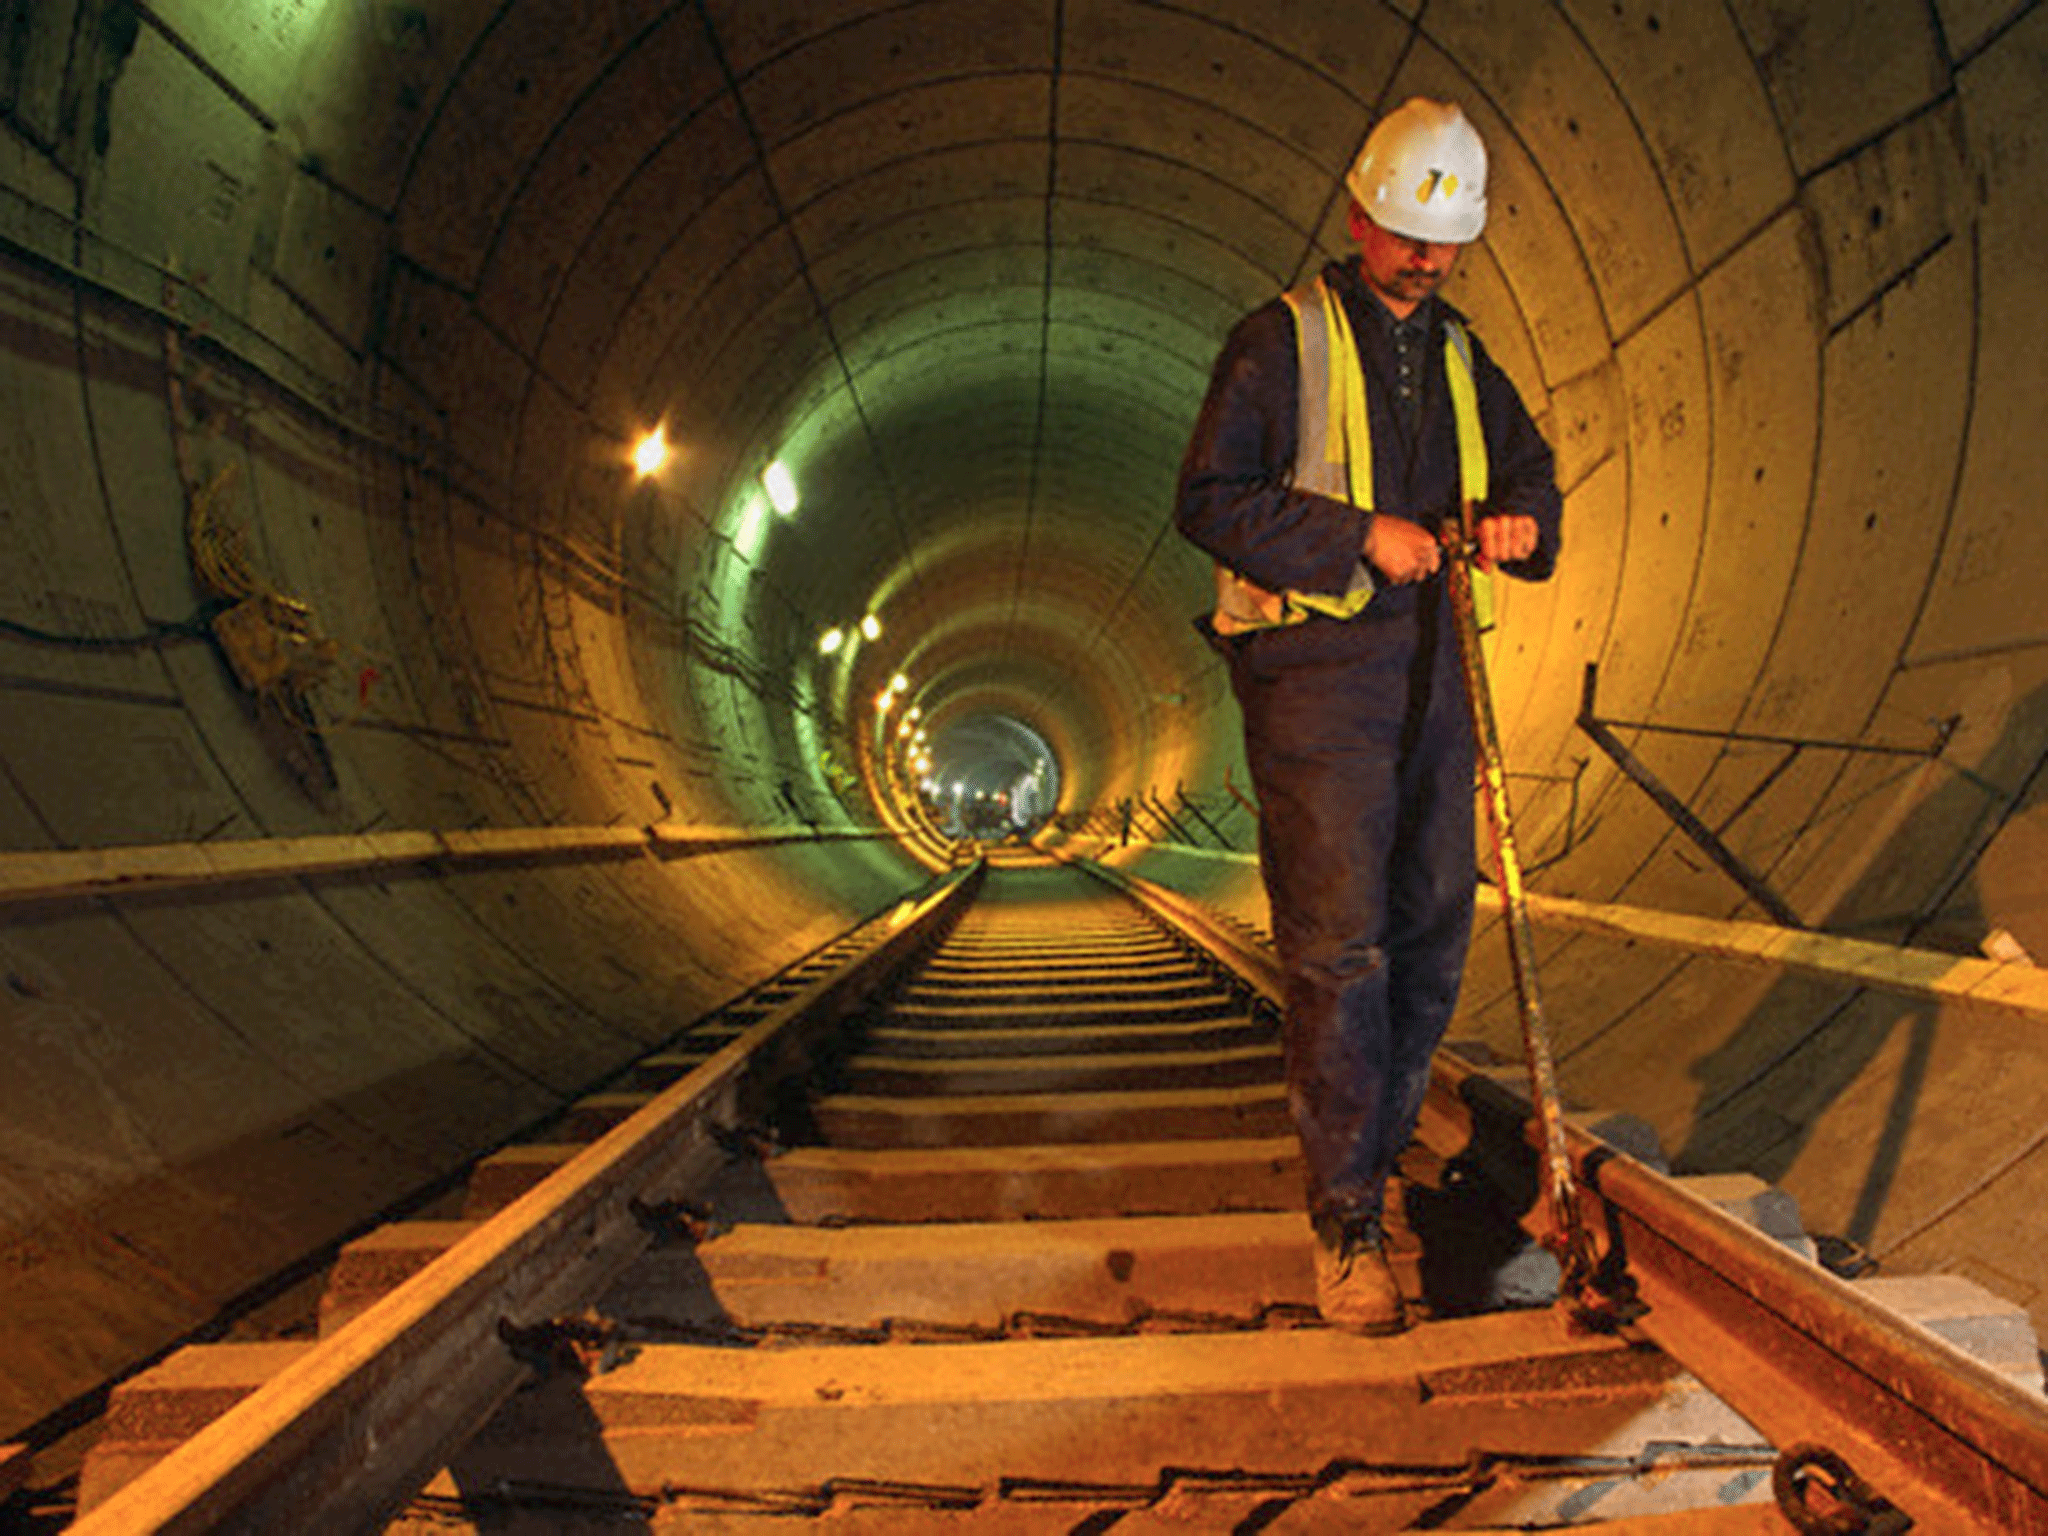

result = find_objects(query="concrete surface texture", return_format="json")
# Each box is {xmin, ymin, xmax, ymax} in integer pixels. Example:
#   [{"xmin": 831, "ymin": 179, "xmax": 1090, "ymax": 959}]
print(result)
[{"xmin": 1, "ymin": 0, "xmax": 2045, "ymax": 1448}]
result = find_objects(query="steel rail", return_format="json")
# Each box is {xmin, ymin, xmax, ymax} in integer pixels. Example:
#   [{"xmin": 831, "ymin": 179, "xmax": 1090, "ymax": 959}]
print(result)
[
  {"xmin": 70, "ymin": 864, "xmax": 983, "ymax": 1535},
  {"xmin": 1438, "ymin": 1055, "xmax": 2048, "ymax": 1535},
  {"xmin": 1094, "ymin": 861, "xmax": 2048, "ymax": 1534}
]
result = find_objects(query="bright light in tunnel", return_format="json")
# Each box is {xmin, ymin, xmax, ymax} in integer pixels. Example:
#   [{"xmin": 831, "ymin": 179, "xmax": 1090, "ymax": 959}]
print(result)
[
  {"xmin": 762, "ymin": 460, "xmax": 799, "ymax": 516},
  {"xmin": 630, "ymin": 425, "xmax": 670, "ymax": 477},
  {"xmin": 733, "ymin": 491, "xmax": 770, "ymax": 564},
  {"xmin": 861, "ymin": 613, "xmax": 882, "ymax": 641},
  {"xmin": 889, "ymin": 673, "xmax": 908, "ymax": 693},
  {"xmin": 818, "ymin": 626, "xmax": 844, "ymax": 655}
]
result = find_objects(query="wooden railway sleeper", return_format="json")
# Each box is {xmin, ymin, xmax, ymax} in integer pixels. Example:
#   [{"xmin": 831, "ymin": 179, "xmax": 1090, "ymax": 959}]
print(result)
[
  {"xmin": 559, "ymin": 1296, "xmax": 1309, "ymax": 1353},
  {"xmin": 388, "ymin": 1442, "xmax": 1786, "ymax": 1527}
]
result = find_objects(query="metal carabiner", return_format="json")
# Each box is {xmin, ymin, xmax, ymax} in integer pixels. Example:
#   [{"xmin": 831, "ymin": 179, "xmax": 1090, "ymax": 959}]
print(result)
[{"xmin": 1773, "ymin": 1443, "xmax": 1913, "ymax": 1534}]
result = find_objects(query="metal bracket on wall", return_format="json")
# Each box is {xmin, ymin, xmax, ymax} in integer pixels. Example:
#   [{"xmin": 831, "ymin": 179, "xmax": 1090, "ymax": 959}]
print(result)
[
  {"xmin": 1576, "ymin": 663, "xmax": 1958, "ymax": 930},
  {"xmin": 1133, "ymin": 792, "xmax": 1186, "ymax": 845},
  {"xmin": 1171, "ymin": 785, "xmax": 1233, "ymax": 846},
  {"xmin": 1511, "ymin": 758, "xmax": 1589, "ymax": 877},
  {"xmin": 1052, "ymin": 787, "xmax": 1248, "ymax": 851}
]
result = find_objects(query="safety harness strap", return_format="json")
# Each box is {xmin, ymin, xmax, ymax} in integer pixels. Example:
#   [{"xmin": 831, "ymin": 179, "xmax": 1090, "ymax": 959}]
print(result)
[{"xmin": 1212, "ymin": 274, "xmax": 1491, "ymax": 634}]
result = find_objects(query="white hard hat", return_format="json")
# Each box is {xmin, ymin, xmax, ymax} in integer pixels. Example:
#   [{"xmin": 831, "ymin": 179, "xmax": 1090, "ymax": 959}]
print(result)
[{"xmin": 1347, "ymin": 98, "xmax": 1488, "ymax": 244}]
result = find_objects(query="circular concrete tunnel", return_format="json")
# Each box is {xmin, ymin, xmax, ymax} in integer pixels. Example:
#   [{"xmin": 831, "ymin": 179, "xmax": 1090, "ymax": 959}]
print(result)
[{"xmin": 3, "ymin": 0, "xmax": 2047, "ymax": 1450}]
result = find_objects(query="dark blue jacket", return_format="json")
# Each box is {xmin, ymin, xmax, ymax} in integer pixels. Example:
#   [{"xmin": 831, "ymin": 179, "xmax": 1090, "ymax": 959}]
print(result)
[{"xmin": 1176, "ymin": 257, "xmax": 1563, "ymax": 634}]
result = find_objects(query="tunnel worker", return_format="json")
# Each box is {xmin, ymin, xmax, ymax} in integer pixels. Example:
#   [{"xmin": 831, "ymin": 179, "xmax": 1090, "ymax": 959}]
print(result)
[{"xmin": 1174, "ymin": 98, "xmax": 1563, "ymax": 1335}]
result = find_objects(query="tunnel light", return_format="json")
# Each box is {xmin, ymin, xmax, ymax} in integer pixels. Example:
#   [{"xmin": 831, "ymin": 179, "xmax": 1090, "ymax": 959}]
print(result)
[
  {"xmin": 875, "ymin": 690, "xmax": 894, "ymax": 712},
  {"xmin": 906, "ymin": 705, "xmax": 922, "ymax": 722},
  {"xmin": 889, "ymin": 673, "xmax": 909, "ymax": 694},
  {"xmin": 861, "ymin": 613, "xmax": 883, "ymax": 641},
  {"xmin": 631, "ymin": 426, "xmax": 671, "ymax": 478},
  {"xmin": 763, "ymin": 460, "xmax": 799, "ymax": 516},
  {"xmin": 818, "ymin": 626, "xmax": 845, "ymax": 656}
]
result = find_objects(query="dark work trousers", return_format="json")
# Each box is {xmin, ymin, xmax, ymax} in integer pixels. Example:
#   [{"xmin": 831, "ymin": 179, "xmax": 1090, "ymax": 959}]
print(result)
[{"xmin": 1226, "ymin": 587, "xmax": 1476, "ymax": 1231}]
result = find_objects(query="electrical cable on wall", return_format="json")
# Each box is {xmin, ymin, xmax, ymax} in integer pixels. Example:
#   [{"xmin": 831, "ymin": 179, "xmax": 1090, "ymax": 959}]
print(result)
[
  {"xmin": 0, "ymin": 610, "xmax": 217, "ymax": 649},
  {"xmin": 165, "ymin": 299, "xmax": 347, "ymax": 797}
]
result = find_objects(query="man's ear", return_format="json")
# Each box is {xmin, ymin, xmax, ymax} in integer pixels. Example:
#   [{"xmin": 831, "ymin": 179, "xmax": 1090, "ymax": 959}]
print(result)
[{"xmin": 1345, "ymin": 199, "xmax": 1371, "ymax": 243}]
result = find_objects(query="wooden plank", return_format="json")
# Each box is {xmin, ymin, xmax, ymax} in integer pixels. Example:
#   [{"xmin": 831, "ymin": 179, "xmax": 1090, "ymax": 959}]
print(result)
[
  {"xmin": 0, "ymin": 822, "xmax": 890, "ymax": 907},
  {"xmin": 1484, "ymin": 886, "xmax": 2048, "ymax": 1023},
  {"xmin": 1067, "ymin": 850, "xmax": 2048, "ymax": 1022}
]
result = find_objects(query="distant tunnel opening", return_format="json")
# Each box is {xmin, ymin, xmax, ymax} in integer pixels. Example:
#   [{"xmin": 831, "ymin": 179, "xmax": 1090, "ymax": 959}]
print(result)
[{"xmin": 921, "ymin": 713, "xmax": 1062, "ymax": 839}]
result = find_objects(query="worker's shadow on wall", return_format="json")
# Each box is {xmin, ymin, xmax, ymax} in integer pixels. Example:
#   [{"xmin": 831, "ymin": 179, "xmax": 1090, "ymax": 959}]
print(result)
[{"xmin": 1669, "ymin": 681, "xmax": 2048, "ymax": 1254}]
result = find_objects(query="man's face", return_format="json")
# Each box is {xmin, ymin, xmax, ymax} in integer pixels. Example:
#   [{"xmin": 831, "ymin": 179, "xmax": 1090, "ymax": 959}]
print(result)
[{"xmin": 1348, "ymin": 202, "xmax": 1462, "ymax": 315}]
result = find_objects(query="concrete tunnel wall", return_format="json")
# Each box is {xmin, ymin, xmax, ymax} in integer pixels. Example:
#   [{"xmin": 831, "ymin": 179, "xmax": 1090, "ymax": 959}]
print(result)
[{"xmin": 2, "ymin": 0, "xmax": 2046, "ymax": 1444}]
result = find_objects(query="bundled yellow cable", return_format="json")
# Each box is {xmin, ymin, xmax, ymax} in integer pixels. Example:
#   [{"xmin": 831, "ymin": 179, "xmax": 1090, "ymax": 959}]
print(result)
[
  {"xmin": 183, "ymin": 458, "xmax": 340, "ymax": 792},
  {"xmin": 185, "ymin": 461, "xmax": 337, "ymax": 696}
]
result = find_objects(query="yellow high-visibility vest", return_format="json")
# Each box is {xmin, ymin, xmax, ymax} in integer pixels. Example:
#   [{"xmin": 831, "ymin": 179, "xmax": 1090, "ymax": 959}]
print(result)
[{"xmin": 1212, "ymin": 274, "xmax": 1494, "ymax": 635}]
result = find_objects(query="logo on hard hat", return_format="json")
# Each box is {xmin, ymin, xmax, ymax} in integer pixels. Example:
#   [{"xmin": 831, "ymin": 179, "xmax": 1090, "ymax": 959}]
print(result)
[{"xmin": 1414, "ymin": 171, "xmax": 1460, "ymax": 205}]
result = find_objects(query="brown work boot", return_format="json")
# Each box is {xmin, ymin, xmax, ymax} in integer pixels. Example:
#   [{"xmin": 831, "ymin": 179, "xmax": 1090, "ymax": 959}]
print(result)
[{"xmin": 1313, "ymin": 1218, "xmax": 1406, "ymax": 1336}]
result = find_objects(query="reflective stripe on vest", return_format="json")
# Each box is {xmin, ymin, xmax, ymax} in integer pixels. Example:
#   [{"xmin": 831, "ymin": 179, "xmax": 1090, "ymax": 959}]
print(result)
[{"xmin": 1212, "ymin": 274, "xmax": 1493, "ymax": 634}]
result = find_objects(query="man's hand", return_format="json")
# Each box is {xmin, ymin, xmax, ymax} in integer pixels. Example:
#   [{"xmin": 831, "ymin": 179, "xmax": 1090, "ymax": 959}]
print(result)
[
  {"xmin": 1364, "ymin": 514, "xmax": 1441, "ymax": 585},
  {"xmin": 1474, "ymin": 514, "xmax": 1538, "ymax": 572}
]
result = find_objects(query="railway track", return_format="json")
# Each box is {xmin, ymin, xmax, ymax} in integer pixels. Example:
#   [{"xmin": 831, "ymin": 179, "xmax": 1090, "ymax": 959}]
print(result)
[{"xmin": 59, "ymin": 849, "xmax": 2048, "ymax": 1532}]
